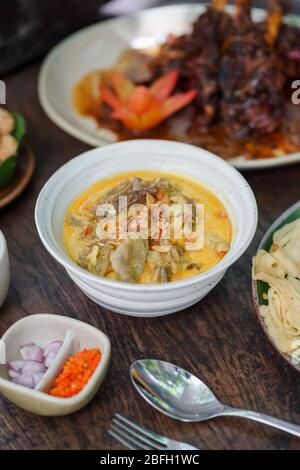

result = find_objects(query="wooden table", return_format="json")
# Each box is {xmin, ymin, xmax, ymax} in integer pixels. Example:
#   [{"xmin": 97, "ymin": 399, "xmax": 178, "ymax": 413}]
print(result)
[{"xmin": 1, "ymin": 62, "xmax": 300, "ymax": 451}]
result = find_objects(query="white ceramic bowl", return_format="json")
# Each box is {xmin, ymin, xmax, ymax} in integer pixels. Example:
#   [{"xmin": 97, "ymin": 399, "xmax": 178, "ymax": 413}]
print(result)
[
  {"xmin": 0, "ymin": 314, "xmax": 111, "ymax": 416},
  {"xmin": 35, "ymin": 140, "xmax": 257, "ymax": 317},
  {"xmin": 0, "ymin": 231, "xmax": 10, "ymax": 309}
]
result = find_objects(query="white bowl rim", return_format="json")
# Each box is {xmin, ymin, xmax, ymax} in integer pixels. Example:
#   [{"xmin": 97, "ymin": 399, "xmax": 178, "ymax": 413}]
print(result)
[
  {"xmin": 0, "ymin": 231, "xmax": 6, "ymax": 260},
  {"xmin": 0, "ymin": 313, "xmax": 111, "ymax": 406},
  {"xmin": 35, "ymin": 139, "xmax": 258, "ymax": 291}
]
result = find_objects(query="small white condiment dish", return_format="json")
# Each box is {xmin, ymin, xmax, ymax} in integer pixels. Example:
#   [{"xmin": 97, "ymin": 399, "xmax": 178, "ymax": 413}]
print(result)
[
  {"xmin": 0, "ymin": 231, "xmax": 10, "ymax": 309},
  {"xmin": 0, "ymin": 314, "xmax": 111, "ymax": 416},
  {"xmin": 35, "ymin": 139, "xmax": 258, "ymax": 317}
]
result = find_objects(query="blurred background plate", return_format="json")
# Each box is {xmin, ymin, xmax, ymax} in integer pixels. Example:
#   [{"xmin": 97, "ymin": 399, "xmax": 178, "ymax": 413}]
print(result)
[{"xmin": 38, "ymin": 3, "xmax": 300, "ymax": 170}]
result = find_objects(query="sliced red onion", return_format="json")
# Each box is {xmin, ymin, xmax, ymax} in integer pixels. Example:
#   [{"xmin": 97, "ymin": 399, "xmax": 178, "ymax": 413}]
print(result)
[
  {"xmin": 43, "ymin": 341, "xmax": 63, "ymax": 358},
  {"xmin": 14, "ymin": 373, "xmax": 34, "ymax": 388},
  {"xmin": 22, "ymin": 361, "xmax": 46, "ymax": 374},
  {"xmin": 44, "ymin": 350, "xmax": 58, "ymax": 369},
  {"xmin": 8, "ymin": 340, "xmax": 63, "ymax": 390},
  {"xmin": 32, "ymin": 372, "xmax": 44, "ymax": 388},
  {"xmin": 8, "ymin": 369, "xmax": 20, "ymax": 379},
  {"xmin": 20, "ymin": 343, "xmax": 44, "ymax": 362},
  {"xmin": 8, "ymin": 360, "xmax": 26, "ymax": 372}
]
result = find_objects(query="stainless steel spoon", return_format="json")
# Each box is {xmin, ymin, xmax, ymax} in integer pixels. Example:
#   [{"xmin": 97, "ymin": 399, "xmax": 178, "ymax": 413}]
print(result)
[{"xmin": 130, "ymin": 359, "xmax": 300, "ymax": 438}]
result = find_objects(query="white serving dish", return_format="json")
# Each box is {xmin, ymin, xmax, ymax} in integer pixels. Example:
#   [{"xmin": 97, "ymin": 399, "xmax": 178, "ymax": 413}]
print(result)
[
  {"xmin": 0, "ymin": 314, "xmax": 111, "ymax": 416},
  {"xmin": 35, "ymin": 139, "xmax": 257, "ymax": 317},
  {"xmin": 252, "ymin": 200, "xmax": 300, "ymax": 374},
  {"xmin": 38, "ymin": 3, "xmax": 300, "ymax": 170},
  {"xmin": 0, "ymin": 231, "xmax": 10, "ymax": 308}
]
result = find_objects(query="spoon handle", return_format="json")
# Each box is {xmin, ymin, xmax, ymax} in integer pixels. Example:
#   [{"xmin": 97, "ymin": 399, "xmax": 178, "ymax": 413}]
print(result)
[{"xmin": 222, "ymin": 407, "xmax": 300, "ymax": 437}]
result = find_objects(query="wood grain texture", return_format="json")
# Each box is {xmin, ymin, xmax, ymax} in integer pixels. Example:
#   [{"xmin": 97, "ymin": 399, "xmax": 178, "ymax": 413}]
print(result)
[{"xmin": 0, "ymin": 63, "xmax": 300, "ymax": 450}]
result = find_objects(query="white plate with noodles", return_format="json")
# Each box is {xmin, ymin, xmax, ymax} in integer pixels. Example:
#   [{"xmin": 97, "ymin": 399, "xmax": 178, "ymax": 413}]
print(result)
[
  {"xmin": 252, "ymin": 201, "xmax": 300, "ymax": 373},
  {"xmin": 39, "ymin": 3, "xmax": 300, "ymax": 170}
]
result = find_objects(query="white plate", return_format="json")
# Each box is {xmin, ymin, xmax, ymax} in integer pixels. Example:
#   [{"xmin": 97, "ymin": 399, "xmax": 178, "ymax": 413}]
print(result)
[{"xmin": 38, "ymin": 4, "xmax": 300, "ymax": 171}]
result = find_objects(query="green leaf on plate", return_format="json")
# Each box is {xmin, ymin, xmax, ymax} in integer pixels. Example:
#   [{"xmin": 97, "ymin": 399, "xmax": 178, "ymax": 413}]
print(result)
[
  {"xmin": 0, "ymin": 155, "xmax": 17, "ymax": 188},
  {"xmin": 12, "ymin": 112, "xmax": 26, "ymax": 144},
  {"xmin": 256, "ymin": 205, "xmax": 300, "ymax": 305}
]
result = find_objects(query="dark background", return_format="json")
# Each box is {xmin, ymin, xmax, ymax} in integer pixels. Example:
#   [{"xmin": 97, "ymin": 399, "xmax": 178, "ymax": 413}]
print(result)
[{"xmin": 1, "ymin": 0, "xmax": 300, "ymax": 74}]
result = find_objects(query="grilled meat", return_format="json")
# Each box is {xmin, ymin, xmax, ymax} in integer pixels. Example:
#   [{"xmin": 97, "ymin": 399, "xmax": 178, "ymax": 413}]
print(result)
[
  {"xmin": 277, "ymin": 24, "xmax": 300, "ymax": 78},
  {"xmin": 159, "ymin": 0, "xmax": 233, "ymax": 128},
  {"xmin": 219, "ymin": 0, "xmax": 285, "ymax": 139}
]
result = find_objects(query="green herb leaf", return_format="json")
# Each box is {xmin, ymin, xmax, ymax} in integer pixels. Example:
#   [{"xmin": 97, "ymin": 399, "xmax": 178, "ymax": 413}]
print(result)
[
  {"xmin": 0, "ymin": 155, "xmax": 17, "ymax": 188},
  {"xmin": 12, "ymin": 112, "xmax": 26, "ymax": 144}
]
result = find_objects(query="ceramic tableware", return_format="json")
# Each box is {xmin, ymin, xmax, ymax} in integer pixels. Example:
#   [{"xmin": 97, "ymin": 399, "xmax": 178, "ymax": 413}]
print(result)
[
  {"xmin": 35, "ymin": 139, "xmax": 257, "ymax": 317},
  {"xmin": 0, "ymin": 231, "xmax": 10, "ymax": 308},
  {"xmin": 0, "ymin": 314, "xmax": 111, "ymax": 416},
  {"xmin": 252, "ymin": 200, "xmax": 300, "ymax": 374}
]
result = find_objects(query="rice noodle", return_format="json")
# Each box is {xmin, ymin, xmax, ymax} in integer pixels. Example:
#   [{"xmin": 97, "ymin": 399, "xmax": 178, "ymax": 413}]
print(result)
[{"xmin": 252, "ymin": 218, "xmax": 300, "ymax": 359}]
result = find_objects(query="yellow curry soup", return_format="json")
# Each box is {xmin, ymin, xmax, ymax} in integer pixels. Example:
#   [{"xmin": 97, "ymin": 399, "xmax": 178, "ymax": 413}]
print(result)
[{"xmin": 64, "ymin": 171, "xmax": 232, "ymax": 284}]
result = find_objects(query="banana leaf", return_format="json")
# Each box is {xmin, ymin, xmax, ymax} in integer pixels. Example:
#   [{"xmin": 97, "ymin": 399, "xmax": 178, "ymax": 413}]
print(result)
[{"xmin": 0, "ymin": 112, "xmax": 26, "ymax": 189}]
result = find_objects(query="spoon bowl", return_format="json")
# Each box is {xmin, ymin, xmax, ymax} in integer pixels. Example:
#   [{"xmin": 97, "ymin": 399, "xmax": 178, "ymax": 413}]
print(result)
[
  {"xmin": 130, "ymin": 359, "xmax": 224, "ymax": 422},
  {"xmin": 130, "ymin": 359, "xmax": 300, "ymax": 437}
]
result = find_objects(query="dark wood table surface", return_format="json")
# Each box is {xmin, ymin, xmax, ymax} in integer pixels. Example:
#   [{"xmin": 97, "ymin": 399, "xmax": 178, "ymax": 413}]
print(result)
[{"xmin": 1, "ymin": 62, "xmax": 300, "ymax": 451}]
